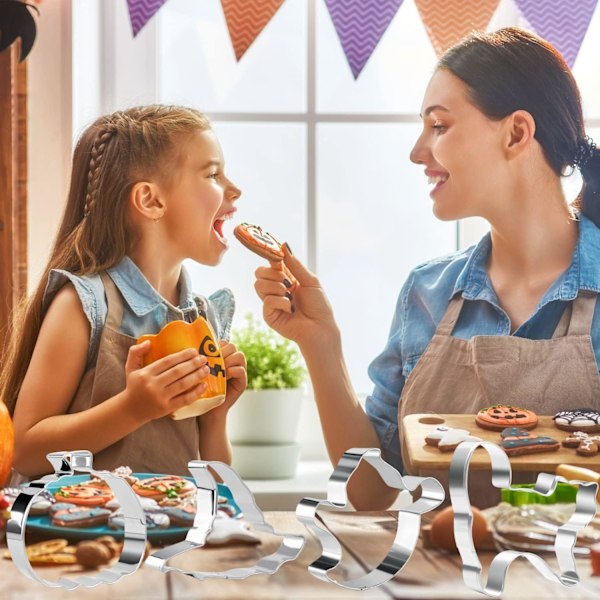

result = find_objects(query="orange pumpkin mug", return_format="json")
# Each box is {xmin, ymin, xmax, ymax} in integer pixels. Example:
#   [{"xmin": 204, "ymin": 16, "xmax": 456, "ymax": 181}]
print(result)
[{"xmin": 137, "ymin": 317, "xmax": 227, "ymax": 420}]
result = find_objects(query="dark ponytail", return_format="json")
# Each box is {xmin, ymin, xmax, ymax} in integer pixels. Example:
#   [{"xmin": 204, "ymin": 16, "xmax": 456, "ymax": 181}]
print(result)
[{"xmin": 438, "ymin": 27, "xmax": 599, "ymax": 227}]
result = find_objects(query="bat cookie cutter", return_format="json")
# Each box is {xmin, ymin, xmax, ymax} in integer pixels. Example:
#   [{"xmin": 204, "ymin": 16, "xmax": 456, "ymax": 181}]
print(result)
[
  {"xmin": 145, "ymin": 460, "xmax": 304, "ymax": 579},
  {"xmin": 296, "ymin": 447, "xmax": 445, "ymax": 590},
  {"xmin": 7, "ymin": 450, "xmax": 147, "ymax": 589}
]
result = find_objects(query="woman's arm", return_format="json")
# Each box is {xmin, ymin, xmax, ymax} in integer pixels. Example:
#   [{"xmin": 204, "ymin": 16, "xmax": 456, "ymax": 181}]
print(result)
[
  {"xmin": 255, "ymin": 247, "xmax": 398, "ymax": 509},
  {"xmin": 13, "ymin": 284, "xmax": 212, "ymax": 476}
]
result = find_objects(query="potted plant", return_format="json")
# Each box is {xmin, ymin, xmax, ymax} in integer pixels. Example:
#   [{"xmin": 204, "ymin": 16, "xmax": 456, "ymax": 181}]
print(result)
[{"xmin": 227, "ymin": 314, "xmax": 306, "ymax": 479}]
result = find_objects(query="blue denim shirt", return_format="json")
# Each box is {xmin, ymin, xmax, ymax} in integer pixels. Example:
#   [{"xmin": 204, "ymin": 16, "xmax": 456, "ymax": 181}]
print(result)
[
  {"xmin": 43, "ymin": 256, "xmax": 235, "ymax": 370},
  {"xmin": 365, "ymin": 214, "xmax": 600, "ymax": 471}
]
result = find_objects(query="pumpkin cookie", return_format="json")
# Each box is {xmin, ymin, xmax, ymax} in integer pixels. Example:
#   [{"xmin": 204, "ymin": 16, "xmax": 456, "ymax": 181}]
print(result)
[
  {"xmin": 553, "ymin": 409, "xmax": 600, "ymax": 433},
  {"xmin": 475, "ymin": 405, "xmax": 538, "ymax": 431},
  {"xmin": 131, "ymin": 475, "xmax": 195, "ymax": 501}
]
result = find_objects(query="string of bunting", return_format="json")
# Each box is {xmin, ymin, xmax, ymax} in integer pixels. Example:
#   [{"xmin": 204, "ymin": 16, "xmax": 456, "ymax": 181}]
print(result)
[{"xmin": 125, "ymin": 0, "xmax": 599, "ymax": 76}]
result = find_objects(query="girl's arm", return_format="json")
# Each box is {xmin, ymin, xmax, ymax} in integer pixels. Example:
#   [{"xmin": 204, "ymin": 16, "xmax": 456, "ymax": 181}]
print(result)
[
  {"xmin": 255, "ymin": 248, "xmax": 399, "ymax": 510},
  {"xmin": 13, "ymin": 284, "xmax": 211, "ymax": 477}
]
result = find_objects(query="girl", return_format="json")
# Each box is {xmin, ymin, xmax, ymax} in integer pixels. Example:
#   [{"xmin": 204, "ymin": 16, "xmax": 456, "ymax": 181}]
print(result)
[
  {"xmin": 254, "ymin": 28, "xmax": 600, "ymax": 508},
  {"xmin": 0, "ymin": 105, "xmax": 247, "ymax": 480}
]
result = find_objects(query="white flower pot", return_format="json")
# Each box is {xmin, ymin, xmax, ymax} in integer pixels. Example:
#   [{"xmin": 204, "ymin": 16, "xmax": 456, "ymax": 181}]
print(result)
[
  {"xmin": 231, "ymin": 443, "xmax": 301, "ymax": 479},
  {"xmin": 227, "ymin": 388, "xmax": 304, "ymax": 445}
]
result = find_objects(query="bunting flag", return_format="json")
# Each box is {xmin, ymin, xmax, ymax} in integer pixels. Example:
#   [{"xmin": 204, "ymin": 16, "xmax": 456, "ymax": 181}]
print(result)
[
  {"xmin": 126, "ymin": 0, "xmax": 168, "ymax": 37},
  {"xmin": 414, "ymin": 0, "xmax": 499, "ymax": 58},
  {"xmin": 324, "ymin": 0, "xmax": 404, "ymax": 79},
  {"xmin": 221, "ymin": 0, "xmax": 285, "ymax": 61},
  {"xmin": 514, "ymin": 0, "xmax": 598, "ymax": 67}
]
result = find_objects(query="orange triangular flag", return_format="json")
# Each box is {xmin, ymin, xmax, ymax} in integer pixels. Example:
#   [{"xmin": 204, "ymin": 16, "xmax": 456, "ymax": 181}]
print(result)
[
  {"xmin": 221, "ymin": 0, "xmax": 286, "ymax": 61},
  {"xmin": 415, "ymin": 0, "xmax": 500, "ymax": 58}
]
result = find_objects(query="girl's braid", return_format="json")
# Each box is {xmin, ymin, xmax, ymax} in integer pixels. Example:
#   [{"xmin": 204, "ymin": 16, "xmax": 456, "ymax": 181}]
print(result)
[{"xmin": 83, "ymin": 125, "xmax": 117, "ymax": 218}]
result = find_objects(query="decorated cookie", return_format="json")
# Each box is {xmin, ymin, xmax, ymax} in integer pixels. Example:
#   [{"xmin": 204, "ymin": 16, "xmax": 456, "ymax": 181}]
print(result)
[
  {"xmin": 54, "ymin": 484, "xmax": 114, "ymax": 507},
  {"xmin": 475, "ymin": 405, "xmax": 538, "ymax": 431},
  {"xmin": 131, "ymin": 475, "xmax": 195, "ymax": 501},
  {"xmin": 162, "ymin": 506, "xmax": 196, "ymax": 527},
  {"xmin": 205, "ymin": 515, "xmax": 260, "ymax": 545},
  {"xmin": 109, "ymin": 510, "xmax": 170, "ymax": 530},
  {"xmin": 233, "ymin": 222, "xmax": 298, "ymax": 291},
  {"xmin": 553, "ymin": 409, "xmax": 600, "ymax": 433},
  {"xmin": 499, "ymin": 435, "xmax": 560, "ymax": 456},
  {"xmin": 500, "ymin": 427, "xmax": 532, "ymax": 440},
  {"xmin": 562, "ymin": 431, "xmax": 600, "ymax": 456},
  {"xmin": 425, "ymin": 426, "xmax": 482, "ymax": 452},
  {"xmin": 51, "ymin": 506, "xmax": 111, "ymax": 528}
]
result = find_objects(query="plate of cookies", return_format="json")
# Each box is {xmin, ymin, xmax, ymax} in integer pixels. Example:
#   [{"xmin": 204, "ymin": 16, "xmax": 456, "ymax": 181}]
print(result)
[{"xmin": 22, "ymin": 470, "xmax": 241, "ymax": 543}]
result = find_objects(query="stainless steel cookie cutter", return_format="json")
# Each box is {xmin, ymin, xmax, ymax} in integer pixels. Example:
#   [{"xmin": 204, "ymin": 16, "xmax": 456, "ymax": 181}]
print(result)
[
  {"xmin": 6, "ymin": 450, "xmax": 147, "ymax": 589},
  {"xmin": 145, "ymin": 460, "xmax": 304, "ymax": 579},
  {"xmin": 296, "ymin": 447, "xmax": 445, "ymax": 590},
  {"xmin": 449, "ymin": 440, "xmax": 598, "ymax": 597}
]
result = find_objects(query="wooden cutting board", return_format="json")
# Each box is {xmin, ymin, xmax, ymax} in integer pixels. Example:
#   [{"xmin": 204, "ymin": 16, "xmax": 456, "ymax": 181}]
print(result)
[{"xmin": 402, "ymin": 413, "xmax": 600, "ymax": 472}]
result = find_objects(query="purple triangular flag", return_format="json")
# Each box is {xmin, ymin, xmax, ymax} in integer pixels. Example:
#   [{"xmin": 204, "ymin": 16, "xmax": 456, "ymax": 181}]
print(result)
[
  {"xmin": 126, "ymin": 0, "xmax": 169, "ymax": 37},
  {"xmin": 514, "ymin": 0, "xmax": 598, "ymax": 67},
  {"xmin": 324, "ymin": 0, "xmax": 405, "ymax": 79}
]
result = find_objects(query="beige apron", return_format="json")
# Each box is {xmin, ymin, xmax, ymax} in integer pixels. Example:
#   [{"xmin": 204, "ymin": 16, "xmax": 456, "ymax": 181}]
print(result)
[
  {"xmin": 398, "ymin": 291, "xmax": 600, "ymax": 507},
  {"xmin": 63, "ymin": 272, "xmax": 202, "ymax": 476}
]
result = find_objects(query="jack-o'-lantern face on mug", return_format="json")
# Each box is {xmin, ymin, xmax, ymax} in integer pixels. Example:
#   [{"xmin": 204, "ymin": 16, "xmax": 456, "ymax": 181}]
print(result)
[{"xmin": 137, "ymin": 317, "xmax": 226, "ymax": 420}]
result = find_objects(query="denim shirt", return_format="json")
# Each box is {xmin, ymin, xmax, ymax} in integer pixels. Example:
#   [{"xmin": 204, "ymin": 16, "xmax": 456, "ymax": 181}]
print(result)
[
  {"xmin": 365, "ymin": 214, "xmax": 600, "ymax": 471},
  {"xmin": 42, "ymin": 256, "xmax": 235, "ymax": 370}
]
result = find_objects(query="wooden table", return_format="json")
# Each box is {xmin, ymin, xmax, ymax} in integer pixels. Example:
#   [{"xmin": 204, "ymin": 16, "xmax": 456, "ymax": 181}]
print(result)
[
  {"xmin": 2, "ymin": 511, "xmax": 600, "ymax": 599},
  {"xmin": 403, "ymin": 414, "xmax": 600, "ymax": 472}
]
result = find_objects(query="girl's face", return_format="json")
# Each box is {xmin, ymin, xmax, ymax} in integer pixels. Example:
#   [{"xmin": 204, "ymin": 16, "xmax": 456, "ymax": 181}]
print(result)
[
  {"xmin": 410, "ymin": 69, "xmax": 507, "ymax": 221},
  {"xmin": 161, "ymin": 129, "xmax": 241, "ymax": 265}
]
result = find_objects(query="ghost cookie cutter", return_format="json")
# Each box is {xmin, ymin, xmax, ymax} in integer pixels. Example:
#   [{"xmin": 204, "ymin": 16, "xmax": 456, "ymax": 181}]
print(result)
[
  {"xmin": 145, "ymin": 460, "xmax": 304, "ymax": 579},
  {"xmin": 7, "ymin": 450, "xmax": 147, "ymax": 589},
  {"xmin": 449, "ymin": 440, "xmax": 598, "ymax": 597},
  {"xmin": 296, "ymin": 447, "xmax": 445, "ymax": 590}
]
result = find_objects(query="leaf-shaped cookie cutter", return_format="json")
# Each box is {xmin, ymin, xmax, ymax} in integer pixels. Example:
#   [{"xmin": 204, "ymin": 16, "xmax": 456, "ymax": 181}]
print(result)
[
  {"xmin": 296, "ymin": 447, "xmax": 445, "ymax": 590},
  {"xmin": 145, "ymin": 460, "xmax": 304, "ymax": 579},
  {"xmin": 449, "ymin": 440, "xmax": 599, "ymax": 597},
  {"xmin": 7, "ymin": 450, "xmax": 147, "ymax": 589}
]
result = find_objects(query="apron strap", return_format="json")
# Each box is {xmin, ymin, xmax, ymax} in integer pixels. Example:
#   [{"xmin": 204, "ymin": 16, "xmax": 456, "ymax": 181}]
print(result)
[
  {"xmin": 434, "ymin": 295, "xmax": 465, "ymax": 336},
  {"xmin": 99, "ymin": 272, "xmax": 125, "ymax": 331},
  {"xmin": 566, "ymin": 292, "xmax": 598, "ymax": 336},
  {"xmin": 551, "ymin": 302, "xmax": 573, "ymax": 339}
]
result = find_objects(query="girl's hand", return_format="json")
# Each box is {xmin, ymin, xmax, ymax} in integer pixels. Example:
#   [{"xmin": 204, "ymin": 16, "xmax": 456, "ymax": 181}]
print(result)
[
  {"xmin": 122, "ymin": 341, "xmax": 210, "ymax": 425},
  {"xmin": 254, "ymin": 244, "xmax": 338, "ymax": 346}
]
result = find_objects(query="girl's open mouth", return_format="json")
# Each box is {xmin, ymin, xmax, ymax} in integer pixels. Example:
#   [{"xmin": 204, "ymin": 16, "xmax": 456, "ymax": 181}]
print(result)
[{"xmin": 213, "ymin": 210, "xmax": 236, "ymax": 244}]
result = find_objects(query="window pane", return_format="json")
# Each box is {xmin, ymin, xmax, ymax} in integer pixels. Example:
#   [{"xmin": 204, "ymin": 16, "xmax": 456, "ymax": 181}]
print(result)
[
  {"xmin": 157, "ymin": 0, "xmax": 307, "ymax": 113},
  {"xmin": 185, "ymin": 123, "xmax": 307, "ymax": 327},
  {"xmin": 317, "ymin": 124, "xmax": 456, "ymax": 395}
]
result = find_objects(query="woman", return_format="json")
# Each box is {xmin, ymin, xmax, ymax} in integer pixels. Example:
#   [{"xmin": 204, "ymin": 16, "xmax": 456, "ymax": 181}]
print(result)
[{"xmin": 254, "ymin": 28, "xmax": 600, "ymax": 509}]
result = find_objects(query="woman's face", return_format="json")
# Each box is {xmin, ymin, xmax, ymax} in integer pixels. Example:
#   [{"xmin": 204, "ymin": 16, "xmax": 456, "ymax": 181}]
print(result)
[{"xmin": 410, "ymin": 68, "xmax": 507, "ymax": 221}]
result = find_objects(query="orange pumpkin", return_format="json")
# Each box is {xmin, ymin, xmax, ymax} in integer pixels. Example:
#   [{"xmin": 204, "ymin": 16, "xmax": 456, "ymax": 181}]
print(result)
[
  {"xmin": 137, "ymin": 317, "xmax": 226, "ymax": 420},
  {"xmin": 0, "ymin": 400, "xmax": 14, "ymax": 487}
]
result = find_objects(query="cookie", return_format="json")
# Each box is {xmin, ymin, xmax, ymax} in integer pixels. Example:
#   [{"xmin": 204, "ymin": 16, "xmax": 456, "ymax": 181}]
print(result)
[
  {"xmin": 500, "ymin": 427, "xmax": 532, "ymax": 439},
  {"xmin": 131, "ymin": 476, "xmax": 195, "ymax": 501},
  {"xmin": 475, "ymin": 405, "xmax": 538, "ymax": 431},
  {"xmin": 163, "ymin": 507, "xmax": 195, "ymax": 527},
  {"xmin": 424, "ymin": 426, "xmax": 482, "ymax": 452},
  {"xmin": 54, "ymin": 484, "xmax": 114, "ymax": 507},
  {"xmin": 562, "ymin": 431, "xmax": 600, "ymax": 456},
  {"xmin": 109, "ymin": 511, "xmax": 170, "ymax": 530},
  {"xmin": 234, "ymin": 223, "xmax": 285, "ymax": 261},
  {"xmin": 553, "ymin": 409, "xmax": 600, "ymax": 433},
  {"xmin": 500, "ymin": 435, "xmax": 560, "ymax": 456},
  {"xmin": 51, "ymin": 506, "xmax": 111, "ymax": 528}
]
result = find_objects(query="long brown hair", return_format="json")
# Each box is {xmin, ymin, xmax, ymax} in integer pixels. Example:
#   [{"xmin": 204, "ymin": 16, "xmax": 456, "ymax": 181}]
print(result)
[
  {"xmin": 0, "ymin": 105, "xmax": 211, "ymax": 415},
  {"xmin": 439, "ymin": 27, "xmax": 600, "ymax": 225}
]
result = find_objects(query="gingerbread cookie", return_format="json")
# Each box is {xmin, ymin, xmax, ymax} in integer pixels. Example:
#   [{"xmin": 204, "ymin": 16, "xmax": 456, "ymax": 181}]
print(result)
[
  {"xmin": 553, "ymin": 409, "xmax": 600, "ymax": 433},
  {"xmin": 51, "ymin": 506, "xmax": 111, "ymax": 528},
  {"xmin": 475, "ymin": 405, "xmax": 538, "ymax": 431},
  {"xmin": 500, "ymin": 435, "xmax": 560, "ymax": 456},
  {"xmin": 562, "ymin": 431, "xmax": 600, "ymax": 456},
  {"xmin": 425, "ymin": 426, "xmax": 482, "ymax": 452}
]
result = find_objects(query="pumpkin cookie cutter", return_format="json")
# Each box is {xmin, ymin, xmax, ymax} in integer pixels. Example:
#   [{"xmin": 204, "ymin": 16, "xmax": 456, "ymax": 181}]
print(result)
[
  {"xmin": 296, "ymin": 447, "xmax": 445, "ymax": 590},
  {"xmin": 145, "ymin": 460, "xmax": 304, "ymax": 579},
  {"xmin": 7, "ymin": 450, "xmax": 147, "ymax": 589},
  {"xmin": 449, "ymin": 440, "xmax": 599, "ymax": 597}
]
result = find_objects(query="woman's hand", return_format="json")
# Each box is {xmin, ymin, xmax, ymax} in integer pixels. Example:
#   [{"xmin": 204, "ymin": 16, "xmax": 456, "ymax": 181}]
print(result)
[
  {"xmin": 254, "ymin": 244, "xmax": 338, "ymax": 347},
  {"xmin": 121, "ymin": 342, "xmax": 210, "ymax": 425}
]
